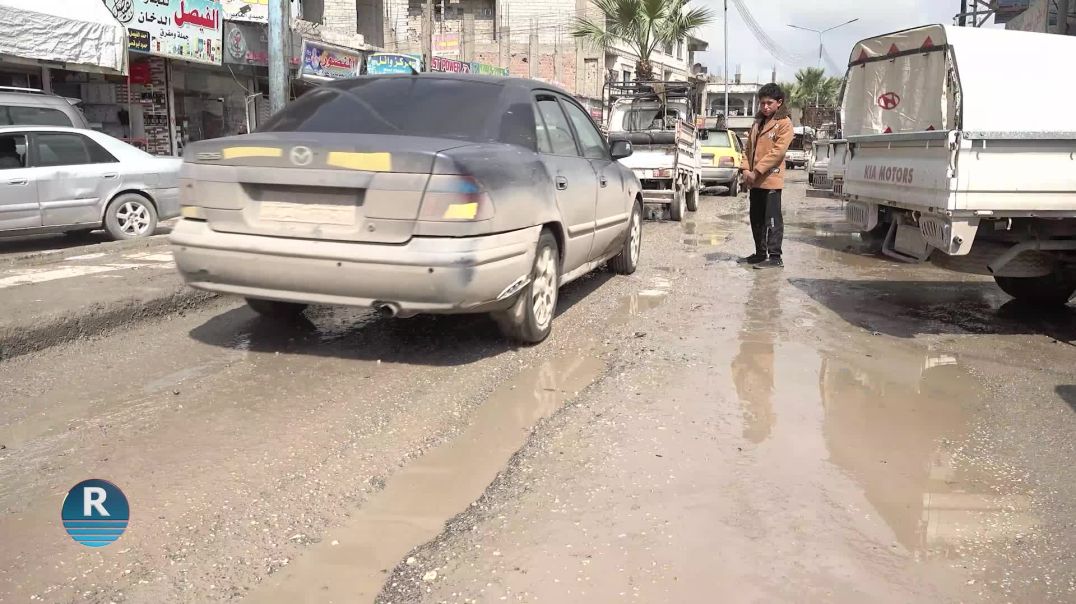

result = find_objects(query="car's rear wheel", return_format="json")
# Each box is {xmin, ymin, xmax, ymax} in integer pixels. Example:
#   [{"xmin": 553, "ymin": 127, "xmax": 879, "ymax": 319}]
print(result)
[
  {"xmin": 609, "ymin": 202, "xmax": 642, "ymax": 275},
  {"xmin": 104, "ymin": 194, "xmax": 158, "ymax": 240},
  {"xmin": 245, "ymin": 298, "xmax": 309, "ymax": 318},
  {"xmin": 724, "ymin": 177, "xmax": 739, "ymax": 197},
  {"xmin": 493, "ymin": 230, "xmax": 559, "ymax": 344}
]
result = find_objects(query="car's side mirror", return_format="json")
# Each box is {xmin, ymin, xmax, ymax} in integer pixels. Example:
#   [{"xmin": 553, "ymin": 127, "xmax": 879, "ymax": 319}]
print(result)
[{"xmin": 610, "ymin": 139, "xmax": 633, "ymax": 160}]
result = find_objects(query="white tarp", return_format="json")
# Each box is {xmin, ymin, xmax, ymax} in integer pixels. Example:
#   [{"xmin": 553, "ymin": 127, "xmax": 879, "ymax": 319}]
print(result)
[
  {"xmin": 0, "ymin": 0, "xmax": 126, "ymax": 74},
  {"xmin": 843, "ymin": 48, "xmax": 949, "ymax": 136},
  {"xmin": 845, "ymin": 24, "xmax": 1076, "ymax": 135}
]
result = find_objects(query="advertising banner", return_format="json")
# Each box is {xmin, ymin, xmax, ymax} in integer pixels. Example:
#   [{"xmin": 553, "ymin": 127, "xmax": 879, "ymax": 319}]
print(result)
[
  {"xmin": 429, "ymin": 56, "xmax": 508, "ymax": 77},
  {"xmin": 433, "ymin": 33, "xmax": 460, "ymax": 58},
  {"xmin": 366, "ymin": 52, "xmax": 423, "ymax": 75},
  {"xmin": 298, "ymin": 40, "xmax": 363, "ymax": 81},
  {"xmin": 106, "ymin": 0, "xmax": 224, "ymax": 65},
  {"xmin": 223, "ymin": 20, "xmax": 300, "ymax": 66}
]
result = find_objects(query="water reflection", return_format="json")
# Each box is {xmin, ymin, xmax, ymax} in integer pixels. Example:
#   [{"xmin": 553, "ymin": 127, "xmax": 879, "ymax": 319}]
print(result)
[
  {"xmin": 731, "ymin": 273, "xmax": 781, "ymax": 444},
  {"xmin": 819, "ymin": 349, "xmax": 1039, "ymax": 555}
]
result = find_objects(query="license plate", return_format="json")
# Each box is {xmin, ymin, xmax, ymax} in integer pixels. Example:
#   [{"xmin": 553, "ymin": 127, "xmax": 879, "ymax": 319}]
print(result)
[{"xmin": 259, "ymin": 201, "xmax": 355, "ymax": 226}]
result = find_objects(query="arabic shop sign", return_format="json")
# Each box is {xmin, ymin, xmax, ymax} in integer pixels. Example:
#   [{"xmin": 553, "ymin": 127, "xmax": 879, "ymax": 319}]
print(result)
[
  {"xmin": 220, "ymin": 0, "xmax": 302, "ymax": 23},
  {"xmin": 298, "ymin": 40, "xmax": 363, "ymax": 82},
  {"xmin": 106, "ymin": 0, "xmax": 224, "ymax": 65},
  {"xmin": 429, "ymin": 56, "xmax": 509, "ymax": 77},
  {"xmin": 224, "ymin": 21, "xmax": 301, "ymax": 66},
  {"xmin": 365, "ymin": 53, "xmax": 423, "ymax": 75}
]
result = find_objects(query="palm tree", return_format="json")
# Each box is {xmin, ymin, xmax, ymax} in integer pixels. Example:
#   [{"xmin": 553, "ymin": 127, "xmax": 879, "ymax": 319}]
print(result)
[
  {"xmin": 572, "ymin": 0, "xmax": 714, "ymax": 81},
  {"xmin": 781, "ymin": 68, "xmax": 844, "ymax": 108}
]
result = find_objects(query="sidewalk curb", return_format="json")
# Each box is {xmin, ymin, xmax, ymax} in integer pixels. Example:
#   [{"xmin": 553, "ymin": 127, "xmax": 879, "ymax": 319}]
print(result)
[
  {"xmin": 0, "ymin": 287, "xmax": 220, "ymax": 362},
  {"xmin": 0, "ymin": 223, "xmax": 176, "ymax": 269}
]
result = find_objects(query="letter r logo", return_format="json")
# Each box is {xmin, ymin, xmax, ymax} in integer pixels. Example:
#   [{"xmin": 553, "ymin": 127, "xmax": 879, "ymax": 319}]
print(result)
[{"xmin": 84, "ymin": 487, "xmax": 109, "ymax": 517}]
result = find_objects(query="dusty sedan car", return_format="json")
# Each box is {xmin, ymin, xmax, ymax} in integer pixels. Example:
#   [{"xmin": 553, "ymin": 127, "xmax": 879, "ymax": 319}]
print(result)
[
  {"xmin": 0, "ymin": 126, "xmax": 181, "ymax": 239},
  {"xmin": 171, "ymin": 74, "xmax": 643, "ymax": 343}
]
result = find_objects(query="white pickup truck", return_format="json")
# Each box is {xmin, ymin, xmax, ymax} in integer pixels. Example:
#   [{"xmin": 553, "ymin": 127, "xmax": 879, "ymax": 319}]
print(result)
[
  {"xmin": 606, "ymin": 82, "xmax": 702, "ymax": 222},
  {"xmin": 839, "ymin": 24, "xmax": 1076, "ymax": 306}
]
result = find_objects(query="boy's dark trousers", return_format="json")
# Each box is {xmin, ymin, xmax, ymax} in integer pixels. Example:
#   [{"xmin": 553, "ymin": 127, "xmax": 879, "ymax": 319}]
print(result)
[{"xmin": 749, "ymin": 188, "xmax": 784, "ymax": 258}]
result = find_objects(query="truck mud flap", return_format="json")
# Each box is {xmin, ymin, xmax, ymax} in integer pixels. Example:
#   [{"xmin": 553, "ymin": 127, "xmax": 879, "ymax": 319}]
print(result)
[{"xmin": 882, "ymin": 221, "xmax": 933, "ymax": 263}]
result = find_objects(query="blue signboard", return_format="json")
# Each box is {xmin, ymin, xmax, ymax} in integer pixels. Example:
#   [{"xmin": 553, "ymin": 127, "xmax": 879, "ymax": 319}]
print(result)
[{"xmin": 366, "ymin": 52, "xmax": 423, "ymax": 75}]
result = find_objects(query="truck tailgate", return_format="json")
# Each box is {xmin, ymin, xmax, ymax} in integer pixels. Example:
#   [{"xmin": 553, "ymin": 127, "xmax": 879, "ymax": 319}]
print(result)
[{"xmin": 844, "ymin": 131, "xmax": 953, "ymax": 210}]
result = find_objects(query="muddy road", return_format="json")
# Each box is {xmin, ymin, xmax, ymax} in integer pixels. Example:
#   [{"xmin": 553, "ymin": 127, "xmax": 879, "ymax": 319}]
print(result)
[{"xmin": 0, "ymin": 174, "xmax": 1073, "ymax": 603}]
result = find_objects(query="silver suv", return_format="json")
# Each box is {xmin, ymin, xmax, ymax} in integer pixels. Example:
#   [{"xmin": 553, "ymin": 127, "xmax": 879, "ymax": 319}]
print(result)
[{"xmin": 0, "ymin": 87, "xmax": 90, "ymax": 129}]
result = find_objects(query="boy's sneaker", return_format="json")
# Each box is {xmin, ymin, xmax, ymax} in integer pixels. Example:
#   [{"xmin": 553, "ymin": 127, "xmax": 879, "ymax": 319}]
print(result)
[
  {"xmin": 754, "ymin": 257, "xmax": 784, "ymax": 270},
  {"xmin": 737, "ymin": 253, "xmax": 767, "ymax": 265}
]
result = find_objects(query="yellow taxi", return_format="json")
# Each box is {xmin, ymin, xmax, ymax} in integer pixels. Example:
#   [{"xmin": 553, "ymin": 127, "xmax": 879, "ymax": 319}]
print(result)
[{"xmin": 700, "ymin": 128, "xmax": 744, "ymax": 196}]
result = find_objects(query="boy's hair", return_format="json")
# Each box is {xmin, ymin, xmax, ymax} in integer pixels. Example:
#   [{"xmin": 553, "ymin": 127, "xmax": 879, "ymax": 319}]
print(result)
[{"xmin": 757, "ymin": 83, "xmax": 785, "ymax": 102}]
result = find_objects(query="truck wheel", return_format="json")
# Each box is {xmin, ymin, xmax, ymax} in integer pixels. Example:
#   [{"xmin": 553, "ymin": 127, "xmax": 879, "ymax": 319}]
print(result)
[
  {"xmin": 609, "ymin": 202, "xmax": 641, "ymax": 275},
  {"xmin": 860, "ymin": 222, "xmax": 890, "ymax": 253},
  {"xmin": 685, "ymin": 186, "xmax": 699, "ymax": 212},
  {"xmin": 669, "ymin": 187, "xmax": 685, "ymax": 222},
  {"xmin": 994, "ymin": 273, "xmax": 1076, "ymax": 306},
  {"xmin": 493, "ymin": 230, "xmax": 560, "ymax": 344}
]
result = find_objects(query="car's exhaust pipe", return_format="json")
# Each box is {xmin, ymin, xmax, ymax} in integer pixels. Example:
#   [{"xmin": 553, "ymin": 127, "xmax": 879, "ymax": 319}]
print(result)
[{"xmin": 374, "ymin": 302, "xmax": 398, "ymax": 318}]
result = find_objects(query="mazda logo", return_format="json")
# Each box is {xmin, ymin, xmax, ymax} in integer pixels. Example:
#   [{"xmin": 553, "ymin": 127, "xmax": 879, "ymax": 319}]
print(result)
[
  {"xmin": 290, "ymin": 146, "xmax": 313, "ymax": 166},
  {"xmin": 877, "ymin": 92, "xmax": 901, "ymax": 110}
]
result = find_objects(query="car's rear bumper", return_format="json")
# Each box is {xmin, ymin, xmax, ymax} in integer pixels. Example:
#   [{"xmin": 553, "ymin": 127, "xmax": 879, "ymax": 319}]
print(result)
[
  {"xmin": 169, "ymin": 219, "xmax": 540, "ymax": 315},
  {"xmin": 701, "ymin": 167, "xmax": 737, "ymax": 183}
]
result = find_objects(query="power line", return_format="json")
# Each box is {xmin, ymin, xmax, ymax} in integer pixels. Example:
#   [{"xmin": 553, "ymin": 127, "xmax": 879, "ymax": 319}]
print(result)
[{"xmin": 728, "ymin": 0, "xmax": 815, "ymax": 67}]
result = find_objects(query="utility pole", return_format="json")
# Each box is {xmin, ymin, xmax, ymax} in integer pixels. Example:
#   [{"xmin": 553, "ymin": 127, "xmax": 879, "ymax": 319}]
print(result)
[
  {"xmin": 959, "ymin": 0, "xmax": 968, "ymax": 26},
  {"xmin": 723, "ymin": 0, "xmax": 728, "ymax": 121},
  {"xmin": 268, "ymin": 0, "xmax": 289, "ymax": 114},
  {"xmin": 421, "ymin": 0, "xmax": 434, "ymax": 71},
  {"xmin": 1059, "ymin": 0, "xmax": 1071, "ymax": 35}
]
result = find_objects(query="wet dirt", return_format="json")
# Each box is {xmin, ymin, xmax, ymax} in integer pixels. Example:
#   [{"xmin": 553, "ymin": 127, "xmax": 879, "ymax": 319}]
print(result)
[
  {"xmin": 1, "ymin": 177, "xmax": 1072, "ymax": 603},
  {"xmin": 248, "ymin": 354, "xmax": 606, "ymax": 602},
  {"xmin": 377, "ymin": 182, "xmax": 1075, "ymax": 604}
]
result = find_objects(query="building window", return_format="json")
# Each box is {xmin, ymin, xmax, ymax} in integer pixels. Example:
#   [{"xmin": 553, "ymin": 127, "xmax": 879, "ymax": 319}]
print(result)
[
  {"xmin": 676, "ymin": 40, "xmax": 683, "ymax": 60},
  {"xmin": 663, "ymin": 40, "xmax": 673, "ymax": 55},
  {"xmin": 303, "ymin": 0, "xmax": 324, "ymax": 23},
  {"xmin": 623, "ymin": 70, "xmax": 631, "ymax": 82}
]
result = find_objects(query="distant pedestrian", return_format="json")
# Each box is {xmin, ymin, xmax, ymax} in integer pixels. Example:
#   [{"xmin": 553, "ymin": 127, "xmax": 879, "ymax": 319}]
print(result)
[{"xmin": 738, "ymin": 83, "xmax": 793, "ymax": 269}]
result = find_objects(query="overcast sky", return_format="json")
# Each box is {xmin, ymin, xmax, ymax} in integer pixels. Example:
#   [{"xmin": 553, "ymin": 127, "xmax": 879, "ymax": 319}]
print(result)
[{"xmin": 693, "ymin": 0, "xmax": 997, "ymax": 83}]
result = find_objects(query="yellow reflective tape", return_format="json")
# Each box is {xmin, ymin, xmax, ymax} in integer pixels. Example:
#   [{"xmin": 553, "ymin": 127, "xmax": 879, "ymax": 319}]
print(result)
[
  {"xmin": 221, "ymin": 146, "xmax": 282, "ymax": 159},
  {"xmin": 326, "ymin": 152, "xmax": 392, "ymax": 172},
  {"xmin": 442, "ymin": 202, "xmax": 478, "ymax": 220}
]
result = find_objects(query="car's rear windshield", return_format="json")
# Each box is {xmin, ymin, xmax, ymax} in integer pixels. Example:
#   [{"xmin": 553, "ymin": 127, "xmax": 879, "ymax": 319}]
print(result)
[
  {"xmin": 706, "ymin": 131, "xmax": 732, "ymax": 148},
  {"xmin": 0, "ymin": 105, "xmax": 73, "ymax": 127},
  {"xmin": 259, "ymin": 78, "xmax": 502, "ymax": 142}
]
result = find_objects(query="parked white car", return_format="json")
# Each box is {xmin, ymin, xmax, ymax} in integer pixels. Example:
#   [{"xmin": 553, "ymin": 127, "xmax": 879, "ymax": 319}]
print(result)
[{"xmin": 0, "ymin": 126, "xmax": 181, "ymax": 240}]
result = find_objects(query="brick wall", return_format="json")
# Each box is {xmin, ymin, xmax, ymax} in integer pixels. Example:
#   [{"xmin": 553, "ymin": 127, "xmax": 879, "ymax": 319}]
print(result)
[{"xmin": 324, "ymin": 0, "xmax": 358, "ymax": 33}]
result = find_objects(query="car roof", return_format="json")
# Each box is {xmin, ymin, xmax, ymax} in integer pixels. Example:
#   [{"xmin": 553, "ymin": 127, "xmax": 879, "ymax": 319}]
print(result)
[
  {"xmin": 0, "ymin": 91, "xmax": 75, "ymax": 106},
  {"xmin": 329, "ymin": 72, "xmax": 575, "ymax": 98},
  {"xmin": 0, "ymin": 125, "xmax": 96, "ymax": 135}
]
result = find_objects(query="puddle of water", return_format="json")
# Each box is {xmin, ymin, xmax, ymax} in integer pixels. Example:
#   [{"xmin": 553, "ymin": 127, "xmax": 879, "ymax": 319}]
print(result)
[
  {"xmin": 680, "ymin": 221, "xmax": 734, "ymax": 248},
  {"xmin": 732, "ymin": 271, "xmax": 1036, "ymax": 558},
  {"xmin": 616, "ymin": 290, "xmax": 668, "ymax": 318},
  {"xmin": 246, "ymin": 353, "xmax": 607, "ymax": 603},
  {"xmin": 819, "ymin": 349, "xmax": 1038, "ymax": 556}
]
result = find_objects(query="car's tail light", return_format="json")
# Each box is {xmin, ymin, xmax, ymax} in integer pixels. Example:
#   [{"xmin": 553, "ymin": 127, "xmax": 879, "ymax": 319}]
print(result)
[
  {"xmin": 718, "ymin": 156, "xmax": 737, "ymax": 168},
  {"xmin": 419, "ymin": 175, "xmax": 494, "ymax": 221},
  {"xmin": 702, "ymin": 154, "xmax": 715, "ymax": 165}
]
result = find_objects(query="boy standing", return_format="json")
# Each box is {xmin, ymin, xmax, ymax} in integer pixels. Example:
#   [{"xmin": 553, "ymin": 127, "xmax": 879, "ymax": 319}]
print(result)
[{"xmin": 739, "ymin": 84, "xmax": 794, "ymax": 269}]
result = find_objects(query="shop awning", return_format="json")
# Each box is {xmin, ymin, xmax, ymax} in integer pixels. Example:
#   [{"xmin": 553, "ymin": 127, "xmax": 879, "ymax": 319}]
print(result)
[{"xmin": 0, "ymin": 0, "xmax": 127, "ymax": 74}]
